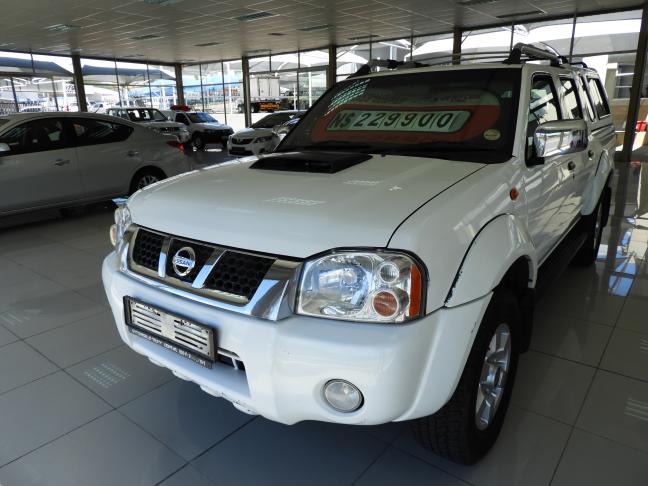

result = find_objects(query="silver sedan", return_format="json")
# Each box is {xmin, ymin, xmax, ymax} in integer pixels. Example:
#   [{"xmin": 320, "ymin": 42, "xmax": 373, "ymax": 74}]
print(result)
[{"xmin": 0, "ymin": 112, "xmax": 192, "ymax": 216}]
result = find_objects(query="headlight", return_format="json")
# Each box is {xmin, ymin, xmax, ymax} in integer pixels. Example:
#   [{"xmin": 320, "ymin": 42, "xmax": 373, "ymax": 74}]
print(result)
[
  {"xmin": 109, "ymin": 204, "xmax": 132, "ymax": 247},
  {"xmin": 254, "ymin": 136, "xmax": 273, "ymax": 143},
  {"xmin": 296, "ymin": 251, "xmax": 424, "ymax": 323}
]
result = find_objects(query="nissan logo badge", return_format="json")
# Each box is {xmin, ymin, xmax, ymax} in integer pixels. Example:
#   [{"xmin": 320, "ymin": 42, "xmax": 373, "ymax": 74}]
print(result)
[{"xmin": 172, "ymin": 246, "xmax": 196, "ymax": 277}]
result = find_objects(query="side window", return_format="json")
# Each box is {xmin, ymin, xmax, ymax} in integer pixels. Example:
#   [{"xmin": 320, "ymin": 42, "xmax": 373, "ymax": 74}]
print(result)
[
  {"xmin": 577, "ymin": 76, "xmax": 596, "ymax": 121},
  {"xmin": 0, "ymin": 118, "xmax": 70, "ymax": 155},
  {"xmin": 72, "ymin": 118, "xmax": 133, "ymax": 146},
  {"xmin": 587, "ymin": 77, "xmax": 611, "ymax": 118},
  {"xmin": 559, "ymin": 78, "xmax": 583, "ymax": 120}
]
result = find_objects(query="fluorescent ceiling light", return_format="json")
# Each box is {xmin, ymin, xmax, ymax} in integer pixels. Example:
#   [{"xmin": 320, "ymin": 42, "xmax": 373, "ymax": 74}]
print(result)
[
  {"xmin": 298, "ymin": 24, "xmax": 330, "ymax": 32},
  {"xmin": 46, "ymin": 24, "xmax": 80, "ymax": 32},
  {"xmin": 144, "ymin": 0, "xmax": 184, "ymax": 5},
  {"xmin": 234, "ymin": 11, "xmax": 277, "ymax": 21},
  {"xmin": 131, "ymin": 34, "xmax": 163, "ymax": 40}
]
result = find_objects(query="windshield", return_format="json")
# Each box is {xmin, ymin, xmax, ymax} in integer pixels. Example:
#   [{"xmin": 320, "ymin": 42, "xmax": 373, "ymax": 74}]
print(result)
[
  {"xmin": 251, "ymin": 113, "xmax": 296, "ymax": 128},
  {"xmin": 279, "ymin": 68, "xmax": 521, "ymax": 163},
  {"xmin": 188, "ymin": 112, "xmax": 217, "ymax": 123},
  {"xmin": 125, "ymin": 109, "xmax": 168, "ymax": 122}
]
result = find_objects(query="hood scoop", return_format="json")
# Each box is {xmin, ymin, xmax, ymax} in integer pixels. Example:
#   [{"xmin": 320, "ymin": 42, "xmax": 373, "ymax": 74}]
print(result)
[{"xmin": 250, "ymin": 151, "xmax": 372, "ymax": 174}]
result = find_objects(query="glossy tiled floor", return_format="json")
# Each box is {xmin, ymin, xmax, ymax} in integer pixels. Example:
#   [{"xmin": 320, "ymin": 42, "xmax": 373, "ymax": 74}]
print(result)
[{"xmin": 1, "ymin": 158, "xmax": 648, "ymax": 485}]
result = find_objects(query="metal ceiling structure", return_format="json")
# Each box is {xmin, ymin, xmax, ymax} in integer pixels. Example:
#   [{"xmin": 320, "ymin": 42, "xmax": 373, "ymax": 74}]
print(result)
[{"xmin": 0, "ymin": 0, "xmax": 643, "ymax": 63}]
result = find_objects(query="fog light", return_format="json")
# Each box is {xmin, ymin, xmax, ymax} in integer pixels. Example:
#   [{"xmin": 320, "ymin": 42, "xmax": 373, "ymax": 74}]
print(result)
[
  {"xmin": 323, "ymin": 380, "xmax": 363, "ymax": 412},
  {"xmin": 109, "ymin": 224, "xmax": 118, "ymax": 246}
]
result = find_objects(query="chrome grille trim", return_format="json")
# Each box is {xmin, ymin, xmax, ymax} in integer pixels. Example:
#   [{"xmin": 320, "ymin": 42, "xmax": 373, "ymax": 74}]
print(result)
[{"xmin": 120, "ymin": 225, "xmax": 302, "ymax": 321}]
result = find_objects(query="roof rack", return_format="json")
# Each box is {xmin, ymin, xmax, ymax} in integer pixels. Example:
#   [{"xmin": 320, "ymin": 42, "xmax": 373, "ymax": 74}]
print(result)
[
  {"xmin": 505, "ymin": 43, "xmax": 564, "ymax": 66},
  {"xmin": 348, "ymin": 58, "xmax": 428, "ymax": 78}
]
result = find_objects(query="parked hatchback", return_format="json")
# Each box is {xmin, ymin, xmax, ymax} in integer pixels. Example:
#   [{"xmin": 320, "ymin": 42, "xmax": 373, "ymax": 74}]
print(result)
[{"xmin": 0, "ymin": 112, "xmax": 191, "ymax": 216}]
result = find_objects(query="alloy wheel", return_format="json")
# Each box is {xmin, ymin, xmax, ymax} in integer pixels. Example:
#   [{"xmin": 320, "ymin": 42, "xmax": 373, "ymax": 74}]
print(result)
[
  {"xmin": 137, "ymin": 174, "xmax": 159, "ymax": 189},
  {"xmin": 475, "ymin": 323, "xmax": 511, "ymax": 431}
]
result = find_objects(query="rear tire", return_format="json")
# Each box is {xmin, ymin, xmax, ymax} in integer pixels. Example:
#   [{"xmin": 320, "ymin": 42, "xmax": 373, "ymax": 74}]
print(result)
[
  {"xmin": 129, "ymin": 168, "xmax": 165, "ymax": 195},
  {"xmin": 411, "ymin": 289, "xmax": 520, "ymax": 465},
  {"xmin": 571, "ymin": 186, "xmax": 610, "ymax": 266}
]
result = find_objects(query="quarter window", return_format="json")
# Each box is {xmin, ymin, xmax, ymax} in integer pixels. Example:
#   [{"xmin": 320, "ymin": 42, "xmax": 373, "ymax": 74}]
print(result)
[
  {"xmin": 587, "ymin": 78, "xmax": 611, "ymax": 118},
  {"xmin": 72, "ymin": 118, "xmax": 133, "ymax": 145},
  {"xmin": 559, "ymin": 78, "xmax": 583, "ymax": 119},
  {"xmin": 0, "ymin": 118, "xmax": 71, "ymax": 155}
]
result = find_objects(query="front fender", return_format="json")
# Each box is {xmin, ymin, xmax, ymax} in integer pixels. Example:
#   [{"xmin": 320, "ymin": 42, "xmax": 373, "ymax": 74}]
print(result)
[
  {"xmin": 582, "ymin": 151, "xmax": 613, "ymax": 216},
  {"xmin": 445, "ymin": 214, "xmax": 537, "ymax": 307}
]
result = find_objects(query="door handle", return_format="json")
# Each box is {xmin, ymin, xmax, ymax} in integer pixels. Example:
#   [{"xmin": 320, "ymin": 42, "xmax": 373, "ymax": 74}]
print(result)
[
  {"xmin": 567, "ymin": 161, "xmax": 576, "ymax": 171},
  {"xmin": 588, "ymin": 150, "xmax": 595, "ymax": 159},
  {"xmin": 127, "ymin": 150, "xmax": 139, "ymax": 157},
  {"xmin": 53, "ymin": 159, "xmax": 70, "ymax": 166}
]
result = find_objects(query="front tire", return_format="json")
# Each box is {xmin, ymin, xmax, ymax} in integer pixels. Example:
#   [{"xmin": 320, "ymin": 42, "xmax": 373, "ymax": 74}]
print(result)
[
  {"xmin": 192, "ymin": 133, "xmax": 205, "ymax": 151},
  {"xmin": 412, "ymin": 289, "xmax": 520, "ymax": 465}
]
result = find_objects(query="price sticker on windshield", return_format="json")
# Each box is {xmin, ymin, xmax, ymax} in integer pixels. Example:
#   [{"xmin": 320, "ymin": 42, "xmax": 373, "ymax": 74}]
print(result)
[{"xmin": 326, "ymin": 109, "xmax": 471, "ymax": 133}]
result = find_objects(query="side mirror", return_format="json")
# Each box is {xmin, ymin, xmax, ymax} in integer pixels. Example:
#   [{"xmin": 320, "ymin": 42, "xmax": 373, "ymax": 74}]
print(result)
[
  {"xmin": 0, "ymin": 142, "xmax": 11, "ymax": 154},
  {"xmin": 531, "ymin": 119, "xmax": 587, "ymax": 164}
]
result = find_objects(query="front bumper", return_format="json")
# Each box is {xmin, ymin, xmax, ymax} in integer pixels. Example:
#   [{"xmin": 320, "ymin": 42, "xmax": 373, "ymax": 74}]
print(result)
[
  {"xmin": 102, "ymin": 252, "xmax": 491, "ymax": 425},
  {"xmin": 201, "ymin": 131, "xmax": 231, "ymax": 144}
]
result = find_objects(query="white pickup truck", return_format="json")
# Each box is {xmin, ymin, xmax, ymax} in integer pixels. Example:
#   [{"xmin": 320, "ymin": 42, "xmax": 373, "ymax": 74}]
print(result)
[{"xmin": 103, "ymin": 44, "xmax": 614, "ymax": 464}]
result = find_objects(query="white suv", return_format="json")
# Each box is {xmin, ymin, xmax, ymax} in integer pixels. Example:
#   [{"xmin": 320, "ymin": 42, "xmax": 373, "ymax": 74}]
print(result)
[
  {"xmin": 107, "ymin": 108, "xmax": 190, "ymax": 144},
  {"xmin": 103, "ymin": 44, "xmax": 614, "ymax": 464}
]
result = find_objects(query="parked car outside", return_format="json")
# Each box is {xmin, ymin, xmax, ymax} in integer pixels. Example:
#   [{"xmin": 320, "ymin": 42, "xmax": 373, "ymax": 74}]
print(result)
[
  {"xmin": 228, "ymin": 110, "xmax": 304, "ymax": 156},
  {"xmin": 0, "ymin": 112, "xmax": 191, "ymax": 216},
  {"xmin": 103, "ymin": 45, "xmax": 615, "ymax": 465},
  {"xmin": 269, "ymin": 115, "xmax": 303, "ymax": 151},
  {"xmin": 164, "ymin": 110, "xmax": 233, "ymax": 150},
  {"xmin": 106, "ymin": 107, "xmax": 190, "ymax": 144}
]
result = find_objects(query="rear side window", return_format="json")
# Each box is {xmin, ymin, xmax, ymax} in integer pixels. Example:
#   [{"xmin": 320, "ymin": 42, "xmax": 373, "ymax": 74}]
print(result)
[
  {"xmin": 576, "ymin": 76, "xmax": 595, "ymax": 121},
  {"xmin": 559, "ymin": 78, "xmax": 582, "ymax": 120},
  {"xmin": 587, "ymin": 78, "xmax": 610, "ymax": 118},
  {"xmin": 0, "ymin": 118, "xmax": 71, "ymax": 155},
  {"xmin": 72, "ymin": 118, "xmax": 133, "ymax": 146}
]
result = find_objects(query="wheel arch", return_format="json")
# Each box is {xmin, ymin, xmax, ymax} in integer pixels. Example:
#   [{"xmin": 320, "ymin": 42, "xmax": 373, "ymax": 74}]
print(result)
[
  {"xmin": 128, "ymin": 165, "xmax": 167, "ymax": 194},
  {"xmin": 445, "ymin": 214, "xmax": 537, "ymax": 308}
]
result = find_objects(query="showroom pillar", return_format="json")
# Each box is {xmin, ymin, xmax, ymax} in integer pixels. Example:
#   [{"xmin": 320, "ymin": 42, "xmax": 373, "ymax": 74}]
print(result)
[
  {"xmin": 175, "ymin": 64, "xmax": 185, "ymax": 106},
  {"xmin": 327, "ymin": 45, "xmax": 336, "ymax": 88},
  {"xmin": 71, "ymin": 54, "xmax": 88, "ymax": 112},
  {"xmin": 242, "ymin": 56, "xmax": 252, "ymax": 127},
  {"xmin": 452, "ymin": 28, "xmax": 462, "ymax": 65},
  {"xmin": 621, "ymin": 3, "xmax": 648, "ymax": 161}
]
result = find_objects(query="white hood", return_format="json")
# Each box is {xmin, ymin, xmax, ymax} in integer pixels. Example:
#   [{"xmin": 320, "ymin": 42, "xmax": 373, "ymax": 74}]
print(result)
[
  {"xmin": 128, "ymin": 155, "xmax": 484, "ymax": 257},
  {"xmin": 196, "ymin": 122, "xmax": 230, "ymax": 130},
  {"xmin": 233, "ymin": 127, "xmax": 273, "ymax": 138}
]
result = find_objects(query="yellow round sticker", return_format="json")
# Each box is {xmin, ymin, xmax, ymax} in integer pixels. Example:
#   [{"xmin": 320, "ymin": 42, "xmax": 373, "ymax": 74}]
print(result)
[{"xmin": 484, "ymin": 129, "xmax": 501, "ymax": 141}]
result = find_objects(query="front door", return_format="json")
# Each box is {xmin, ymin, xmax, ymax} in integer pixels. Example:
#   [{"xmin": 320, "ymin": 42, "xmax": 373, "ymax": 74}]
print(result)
[{"xmin": 524, "ymin": 74, "xmax": 577, "ymax": 261}]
